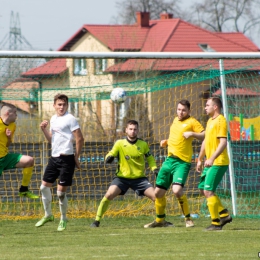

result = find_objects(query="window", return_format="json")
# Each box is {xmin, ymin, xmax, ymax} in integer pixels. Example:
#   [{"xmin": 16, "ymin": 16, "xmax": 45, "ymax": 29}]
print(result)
[
  {"xmin": 95, "ymin": 59, "xmax": 107, "ymax": 74},
  {"xmin": 74, "ymin": 59, "xmax": 87, "ymax": 75},
  {"xmin": 198, "ymin": 44, "xmax": 215, "ymax": 52},
  {"xmin": 68, "ymin": 98, "xmax": 79, "ymax": 118}
]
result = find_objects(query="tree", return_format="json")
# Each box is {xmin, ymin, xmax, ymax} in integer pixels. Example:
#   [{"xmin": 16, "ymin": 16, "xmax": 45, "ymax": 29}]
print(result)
[
  {"xmin": 115, "ymin": 0, "xmax": 183, "ymax": 24},
  {"xmin": 189, "ymin": 0, "xmax": 260, "ymax": 45}
]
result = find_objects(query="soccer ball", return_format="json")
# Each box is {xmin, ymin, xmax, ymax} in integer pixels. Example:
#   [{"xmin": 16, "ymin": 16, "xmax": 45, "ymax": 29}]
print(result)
[{"xmin": 110, "ymin": 88, "xmax": 127, "ymax": 104}]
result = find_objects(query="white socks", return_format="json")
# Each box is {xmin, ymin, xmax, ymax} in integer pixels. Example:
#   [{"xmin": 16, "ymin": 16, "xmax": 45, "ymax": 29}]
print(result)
[
  {"xmin": 40, "ymin": 184, "xmax": 52, "ymax": 217},
  {"xmin": 57, "ymin": 191, "xmax": 68, "ymax": 221}
]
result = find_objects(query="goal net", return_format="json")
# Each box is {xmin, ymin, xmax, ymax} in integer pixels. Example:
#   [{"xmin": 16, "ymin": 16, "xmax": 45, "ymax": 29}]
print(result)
[{"xmin": 0, "ymin": 52, "xmax": 259, "ymax": 220}]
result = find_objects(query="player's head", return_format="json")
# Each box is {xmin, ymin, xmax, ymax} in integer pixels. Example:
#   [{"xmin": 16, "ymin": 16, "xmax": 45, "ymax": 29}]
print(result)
[
  {"xmin": 125, "ymin": 120, "xmax": 139, "ymax": 141},
  {"xmin": 177, "ymin": 99, "xmax": 191, "ymax": 121},
  {"xmin": 0, "ymin": 103, "xmax": 17, "ymax": 123},
  {"xmin": 205, "ymin": 97, "xmax": 222, "ymax": 117},
  {"xmin": 53, "ymin": 93, "xmax": 69, "ymax": 116}
]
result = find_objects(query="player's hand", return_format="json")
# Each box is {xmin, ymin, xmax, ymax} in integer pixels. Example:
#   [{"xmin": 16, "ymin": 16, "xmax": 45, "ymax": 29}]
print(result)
[
  {"xmin": 204, "ymin": 158, "xmax": 214, "ymax": 167},
  {"xmin": 196, "ymin": 160, "xmax": 202, "ymax": 172},
  {"xmin": 183, "ymin": 132, "xmax": 193, "ymax": 139},
  {"xmin": 153, "ymin": 169, "xmax": 159, "ymax": 178},
  {"xmin": 5, "ymin": 128, "xmax": 12, "ymax": 138},
  {"xmin": 160, "ymin": 140, "xmax": 167, "ymax": 148},
  {"xmin": 75, "ymin": 157, "xmax": 81, "ymax": 169},
  {"xmin": 40, "ymin": 120, "xmax": 49, "ymax": 130},
  {"xmin": 105, "ymin": 156, "xmax": 114, "ymax": 164}
]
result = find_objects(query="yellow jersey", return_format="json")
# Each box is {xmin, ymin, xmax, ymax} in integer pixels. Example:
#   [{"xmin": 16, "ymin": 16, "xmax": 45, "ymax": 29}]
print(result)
[
  {"xmin": 205, "ymin": 114, "xmax": 229, "ymax": 166},
  {"xmin": 0, "ymin": 118, "xmax": 16, "ymax": 157},
  {"xmin": 168, "ymin": 116, "xmax": 204, "ymax": 163}
]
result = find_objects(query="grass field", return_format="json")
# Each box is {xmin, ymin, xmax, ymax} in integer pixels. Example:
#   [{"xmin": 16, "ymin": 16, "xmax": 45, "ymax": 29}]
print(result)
[{"xmin": 0, "ymin": 216, "xmax": 259, "ymax": 260}]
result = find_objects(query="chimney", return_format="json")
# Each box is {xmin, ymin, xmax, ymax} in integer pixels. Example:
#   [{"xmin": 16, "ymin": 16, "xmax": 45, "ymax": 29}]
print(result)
[
  {"xmin": 160, "ymin": 13, "xmax": 173, "ymax": 20},
  {"xmin": 136, "ymin": 12, "xmax": 150, "ymax": 27}
]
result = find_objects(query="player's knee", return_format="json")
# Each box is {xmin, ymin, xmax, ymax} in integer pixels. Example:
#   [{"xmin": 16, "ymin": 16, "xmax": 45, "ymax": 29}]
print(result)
[
  {"xmin": 57, "ymin": 191, "xmax": 66, "ymax": 201},
  {"xmin": 26, "ymin": 156, "xmax": 34, "ymax": 167},
  {"xmin": 40, "ymin": 184, "xmax": 49, "ymax": 192}
]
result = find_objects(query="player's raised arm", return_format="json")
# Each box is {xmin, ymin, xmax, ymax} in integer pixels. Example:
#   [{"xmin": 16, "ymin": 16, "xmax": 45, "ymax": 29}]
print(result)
[{"xmin": 40, "ymin": 120, "xmax": 52, "ymax": 143}]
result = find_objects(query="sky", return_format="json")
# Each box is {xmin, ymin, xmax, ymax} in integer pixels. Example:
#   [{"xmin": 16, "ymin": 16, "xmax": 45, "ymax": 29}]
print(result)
[
  {"xmin": 1, "ymin": 0, "xmax": 258, "ymax": 51},
  {"xmin": 0, "ymin": 0, "xmax": 199, "ymax": 51}
]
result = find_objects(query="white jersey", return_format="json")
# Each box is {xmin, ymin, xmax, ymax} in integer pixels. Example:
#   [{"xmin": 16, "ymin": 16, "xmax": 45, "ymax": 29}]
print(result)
[{"xmin": 50, "ymin": 112, "xmax": 80, "ymax": 157}]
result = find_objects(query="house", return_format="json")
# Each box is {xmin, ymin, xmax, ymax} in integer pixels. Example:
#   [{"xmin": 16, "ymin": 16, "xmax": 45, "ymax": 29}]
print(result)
[{"xmin": 3, "ymin": 12, "xmax": 260, "ymax": 142}]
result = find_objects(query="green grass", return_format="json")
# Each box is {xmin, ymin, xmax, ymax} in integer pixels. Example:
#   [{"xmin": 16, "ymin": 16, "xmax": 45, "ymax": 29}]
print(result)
[{"xmin": 0, "ymin": 216, "xmax": 259, "ymax": 260}]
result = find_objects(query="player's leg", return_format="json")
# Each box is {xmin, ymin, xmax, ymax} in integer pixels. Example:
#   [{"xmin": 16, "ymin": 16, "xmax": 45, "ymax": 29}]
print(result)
[
  {"xmin": 35, "ymin": 157, "xmax": 59, "ymax": 228},
  {"xmin": 5, "ymin": 153, "xmax": 38, "ymax": 199},
  {"xmin": 172, "ymin": 160, "xmax": 193, "ymax": 227},
  {"xmin": 211, "ymin": 166, "xmax": 232, "ymax": 227},
  {"xmin": 56, "ymin": 154, "xmax": 75, "ymax": 231},
  {"xmin": 91, "ymin": 177, "xmax": 127, "ymax": 227},
  {"xmin": 35, "ymin": 181, "xmax": 54, "ymax": 227},
  {"xmin": 203, "ymin": 166, "xmax": 229, "ymax": 231},
  {"xmin": 144, "ymin": 157, "xmax": 173, "ymax": 228}
]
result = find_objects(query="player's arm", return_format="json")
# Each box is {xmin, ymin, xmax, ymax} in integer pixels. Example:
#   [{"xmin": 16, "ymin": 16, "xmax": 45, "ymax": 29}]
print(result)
[
  {"xmin": 196, "ymin": 139, "xmax": 206, "ymax": 172},
  {"xmin": 72, "ymin": 128, "xmax": 84, "ymax": 169},
  {"xmin": 204, "ymin": 137, "xmax": 227, "ymax": 167},
  {"xmin": 5, "ymin": 128, "xmax": 14, "ymax": 147},
  {"xmin": 40, "ymin": 120, "xmax": 52, "ymax": 143},
  {"xmin": 183, "ymin": 131, "xmax": 205, "ymax": 141}
]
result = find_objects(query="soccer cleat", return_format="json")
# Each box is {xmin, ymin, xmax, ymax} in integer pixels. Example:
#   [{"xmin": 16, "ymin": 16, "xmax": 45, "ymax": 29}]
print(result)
[
  {"xmin": 185, "ymin": 219, "xmax": 195, "ymax": 228},
  {"xmin": 205, "ymin": 224, "xmax": 222, "ymax": 231},
  {"xmin": 220, "ymin": 215, "xmax": 232, "ymax": 227},
  {"xmin": 57, "ymin": 220, "xmax": 67, "ymax": 231},
  {"xmin": 35, "ymin": 215, "xmax": 54, "ymax": 227},
  {"xmin": 19, "ymin": 190, "xmax": 39, "ymax": 199},
  {"xmin": 144, "ymin": 220, "xmax": 174, "ymax": 228},
  {"xmin": 90, "ymin": 220, "xmax": 100, "ymax": 227}
]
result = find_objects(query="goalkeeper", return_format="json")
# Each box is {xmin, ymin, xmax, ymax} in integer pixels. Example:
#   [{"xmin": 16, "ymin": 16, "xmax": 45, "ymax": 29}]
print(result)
[
  {"xmin": 144, "ymin": 100, "xmax": 204, "ymax": 228},
  {"xmin": 0, "ymin": 104, "xmax": 39, "ymax": 199},
  {"xmin": 91, "ymin": 120, "xmax": 172, "ymax": 227}
]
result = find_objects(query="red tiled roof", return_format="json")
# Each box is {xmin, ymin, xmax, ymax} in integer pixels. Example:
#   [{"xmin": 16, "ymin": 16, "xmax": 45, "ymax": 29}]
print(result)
[
  {"xmin": 213, "ymin": 88, "xmax": 260, "ymax": 96},
  {"xmin": 22, "ymin": 59, "xmax": 67, "ymax": 77},
  {"xmin": 27, "ymin": 15, "xmax": 260, "ymax": 76},
  {"xmin": 215, "ymin": 32, "xmax": 259, "ymax": 52}
]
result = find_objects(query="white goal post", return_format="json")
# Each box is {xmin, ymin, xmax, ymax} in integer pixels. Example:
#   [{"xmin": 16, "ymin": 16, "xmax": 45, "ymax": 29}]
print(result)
[{"xmin": 2, "ymin": 50, "xmax": 260, "ymax": 217}]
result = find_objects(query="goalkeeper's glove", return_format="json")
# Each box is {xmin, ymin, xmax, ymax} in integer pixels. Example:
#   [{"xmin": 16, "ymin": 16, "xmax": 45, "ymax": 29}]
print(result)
[
  {"xmin": 105, "ymin": 155, "xmax": 114, "ymax": 164},
  {"xmin": 153, "ymin": 169, "xmax": 159, "ymax": 178}
]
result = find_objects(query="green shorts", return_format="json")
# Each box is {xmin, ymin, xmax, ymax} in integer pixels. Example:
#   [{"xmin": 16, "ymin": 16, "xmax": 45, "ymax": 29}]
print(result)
[
  {"xmin": 156, "ymin": 156, "xmax": 191, "ymax": 190},
  {"xmin": 0, "ymin": 153, "xmax": 22, "ymax": 176},
  {"xmin": 198, "ymin": 165, "xmax": 228, "ymax": 192}
]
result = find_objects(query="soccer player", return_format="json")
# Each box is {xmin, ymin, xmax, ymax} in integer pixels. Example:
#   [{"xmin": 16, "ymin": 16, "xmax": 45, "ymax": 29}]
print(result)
[
  {"xmin": 144, "ymin": 99, "xmax": 204, "ymax": 228},
  {"xmin": 0, "ymin": 103, "xmax": 39, "ymax": 199},
  {"xmin": 35, "ymin": 93, "xmax": 84, "ymax": 231},
  {"xmin": 196, "ymin": 97, "xmax": 232, "ymax": 231},
  {"xmin": 90, "ymin": 119, "xmax": 165, "ymax": 227}
]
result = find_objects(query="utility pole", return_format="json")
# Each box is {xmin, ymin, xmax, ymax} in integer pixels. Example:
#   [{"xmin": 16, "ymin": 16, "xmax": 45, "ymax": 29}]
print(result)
[
  {"xmin": 0, "ymin": 11, "xmax": 33, "ymax": 50},
  {"xmin": 0, "ymin": 11, "xmax": 33, "ymax": 85}
]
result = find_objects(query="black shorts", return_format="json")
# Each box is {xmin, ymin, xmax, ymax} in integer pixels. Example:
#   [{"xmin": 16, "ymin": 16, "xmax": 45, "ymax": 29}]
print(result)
[
  {"xmin": 110, "ymin": 177, "xmax": 153, "ymax": 196},
  {"xmin": 43, "ymin": 155, "xmax": 75, "ymax": 186}
]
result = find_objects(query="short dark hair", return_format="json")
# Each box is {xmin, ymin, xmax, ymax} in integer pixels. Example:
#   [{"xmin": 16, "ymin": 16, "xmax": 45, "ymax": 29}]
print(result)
[
  {"xmin": 209, "ymin": 97, "xmax": 222, "ymax": 109},
  {"xmin": 1, "ymin": 103, "xmax": 16, "ymax": 111},
  {"xmin": 178, "ymin": 99, "xmax": 191, "ymax": 110},
  {"xmin": 54, "ymin": 93, "xmax": 69, "ymax": 104},
  {"xmin": 126, "ymin": 120, "xmax": 139, "ymax": 128}
]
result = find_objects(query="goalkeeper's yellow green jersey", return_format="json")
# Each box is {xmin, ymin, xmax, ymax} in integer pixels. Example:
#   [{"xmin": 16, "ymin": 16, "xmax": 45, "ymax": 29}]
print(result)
[
  {"xmin": 0, "ymin": 118, "xmax": 16, "ymax": 158},
  {"xmin": 205, "ymin": 114, "xmax": 229, "ymax": 166},
  {"xmin": 167, "ymin": 116, "xmax": 204, "ymax": 163},
  {"xmin": 106, "ymin": 138, "xmax": 157, "ymax": 179}
]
